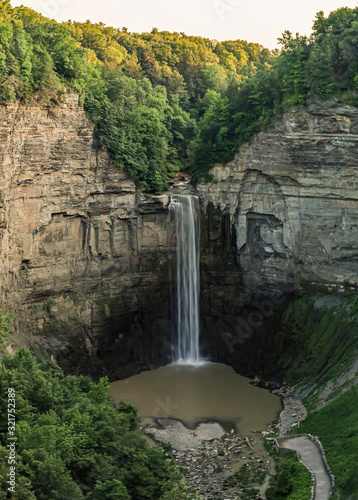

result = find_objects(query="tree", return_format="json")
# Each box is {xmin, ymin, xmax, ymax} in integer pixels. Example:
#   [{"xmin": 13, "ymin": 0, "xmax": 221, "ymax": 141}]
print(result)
[
  {"xmin": 0, "ymin": 309, "xmax": 14, "ymax": 349},
  {"xmin": 0, "ymin": 348, "xmax": 188, "ymax": 499},
  {"xmin": 277, "ymin": 32, "xmax": 310, "ymax": 106},
  {"xmin": 11, "ymin": 20, "xmax": 33, "ymax": 99},
  {"xmin": 88, "ymin": 480, "xmax": 130, "ymax": 500},
  {"xmin": 307, "ymin": 40, "xmax": 339, "ymax": 98}
]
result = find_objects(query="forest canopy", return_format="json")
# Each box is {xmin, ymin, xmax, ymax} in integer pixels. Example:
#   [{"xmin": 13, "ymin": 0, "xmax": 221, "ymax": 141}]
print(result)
[
  {"xmin": 0, "ymin": 347, "xmax": 196, "ymax": 499},
  {"xmin": 0, "ymin": 0, "xmax": 358, "ymax": 190}
]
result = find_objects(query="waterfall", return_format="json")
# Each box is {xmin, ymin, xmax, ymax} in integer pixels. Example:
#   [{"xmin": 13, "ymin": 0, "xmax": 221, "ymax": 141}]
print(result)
[{"xmin": 169, "ymin": 194, "xmax": 201, "ymax": 364}]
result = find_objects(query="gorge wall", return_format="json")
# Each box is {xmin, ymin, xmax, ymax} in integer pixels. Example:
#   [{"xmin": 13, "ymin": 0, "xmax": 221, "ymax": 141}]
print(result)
[
  {"xmin": 197, "ymin": 98, "xmax": 358, "ymax": 374},
  {"xmin": 0, "ymin": 94, "xmax": 175, "ymax": 378},
  {"xmin": 1, "ymin": 96, "xmax": 358, "ymax": 378}
]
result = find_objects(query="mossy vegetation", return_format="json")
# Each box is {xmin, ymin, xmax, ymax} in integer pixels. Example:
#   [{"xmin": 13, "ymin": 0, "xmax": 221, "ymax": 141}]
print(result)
[
  {"xmin": 275, "ymin": 293, "xmax": 358, "ymax": 499},
  {"xmin": 0, "ymin": 309, "xmax": 14, "ymax": 352},
  {"xmin": 278, "ymin": 295, "xmax": 358, "ymax": 389}
]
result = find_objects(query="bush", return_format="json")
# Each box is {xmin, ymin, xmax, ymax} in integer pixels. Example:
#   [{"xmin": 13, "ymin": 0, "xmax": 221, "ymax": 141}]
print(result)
[{"xmin": 266, "ymin": 451, "xmax": 312, "ymax": 500}]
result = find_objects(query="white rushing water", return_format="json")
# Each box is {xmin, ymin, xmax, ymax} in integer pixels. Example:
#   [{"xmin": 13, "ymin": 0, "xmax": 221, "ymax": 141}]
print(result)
[{"xmin": 169, "ymin": 194, "xmax": 201, "ymax": 364}]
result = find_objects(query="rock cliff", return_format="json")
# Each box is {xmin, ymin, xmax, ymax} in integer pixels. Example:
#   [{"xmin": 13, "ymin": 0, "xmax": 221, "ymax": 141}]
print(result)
[
  {"xmin": 197, "ymin": 99, "xmax": 358, "ymax": 373},
  {"xmin": 0, "ymin": 94, "xmax": 174, "ymax": 377},
  {"xmin": 198, "ymin": 98, "xmax": 358, "ymax": 290},
  {"xmin": 1, "ymin": 96, "xmax": 358, "ymax": 378}
]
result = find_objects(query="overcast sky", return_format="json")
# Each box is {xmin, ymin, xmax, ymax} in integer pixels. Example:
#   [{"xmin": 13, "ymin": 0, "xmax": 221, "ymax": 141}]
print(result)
[{"xmin": 11, "ymin": 0, "xmax": 358, "ymax": 48}]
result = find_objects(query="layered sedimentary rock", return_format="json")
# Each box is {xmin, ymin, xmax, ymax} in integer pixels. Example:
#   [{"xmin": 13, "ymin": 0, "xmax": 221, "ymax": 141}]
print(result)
[
  {"xmin": 198, "ymin": 98, "xmax": 358, "ymax": 290},
  {"xmin": 1, "ymin": 96, "xmax": 358, "ymax": 378},
  {"xmin": 0, "ymin": 94, "xmax": 174, "ymax": 377},
  {"xmin": 197, "ymin": 99, "xmax": 358, "ymax": 373}
]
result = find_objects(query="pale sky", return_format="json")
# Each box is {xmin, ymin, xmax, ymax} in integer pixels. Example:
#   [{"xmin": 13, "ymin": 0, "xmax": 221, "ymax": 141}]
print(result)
[{"xmin": 11, "ymin": 0, "xmax": 358, "ymax": 49}]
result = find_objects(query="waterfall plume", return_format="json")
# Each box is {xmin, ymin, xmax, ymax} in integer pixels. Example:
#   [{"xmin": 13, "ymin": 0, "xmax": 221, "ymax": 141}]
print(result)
[{"xmin": 169, "ymin": 194, "xmax": 201, "ymax": 364}]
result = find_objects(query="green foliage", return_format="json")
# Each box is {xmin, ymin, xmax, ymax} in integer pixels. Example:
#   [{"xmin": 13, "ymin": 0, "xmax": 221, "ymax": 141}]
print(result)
[
  {"xmin": 191, "ymin": 61, "xmax": 282, "ymax": 183},
  {"xmin": 0, "ymin": 442, "xmax": 37, "ymax": 500},
  {"xmin": 0, "ymin": 348, "xmax": 190, "ymax": 499},
  {"xmin": 0, "ymin": 2, "xmax": 272, "ymax": 191},
  {"xmin": 87, "ymin": 71, "xmax": 182, "ymax": 192},
  {"xmin": 277, "ymin": 295, "xmax": 358, "ymax": 387},
  {"xmin": 242, "ymin": 488, "xmax": 260, "ymax": 500},
  {"xmin": 224, "ymin": 462, "xmax": 266, "ymax": 489},
  {"xmin": 0, "ymin": 309, "xmax": 14, "ymax": 350},
  {"xmin": 87, "ymin": 479, "xmax": 130, "ymax": 499},
  {"xmin": 192, "ymin": 7, "xmax": 358, "ymax": 181},
  {"xmin": 2, "ymin": 3, "xmax": 358, "ymax": 188},
  {"xmin": 299, "ymin": 387, "xmax": 358, "ymax": 498},
  {"xmin": 266, "ymin": 451, "xmax": 312, "ymax": 500}
]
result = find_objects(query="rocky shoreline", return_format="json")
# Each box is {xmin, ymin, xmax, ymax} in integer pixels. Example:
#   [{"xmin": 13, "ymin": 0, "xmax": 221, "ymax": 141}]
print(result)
[
  {"xmin": 273, "ymin": 386, "xmax": 307, "ymax": 437},
  {"xmin": 141, "ymin": 384, "xmax": 307, "ymax": 499},
  {"xmin": 143, "ymin": 418, "xmax": 276, "ymax": 499}
]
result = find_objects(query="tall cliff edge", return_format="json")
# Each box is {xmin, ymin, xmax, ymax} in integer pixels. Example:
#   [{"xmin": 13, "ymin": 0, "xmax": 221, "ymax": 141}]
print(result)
[
  {"xmin": 198, "ymin": 98, "xmax": 358, "ymax": 290},
  {"xmin": 0, "ymin": 95, "xmax": 174, "ymax": 377},
  {"xmin": 197, "ymin": 99, "xmax": 358, "ymax": 373},
  {"xmin": 1, "ymin": 96, "xmax": 358, "ymax": 377}
]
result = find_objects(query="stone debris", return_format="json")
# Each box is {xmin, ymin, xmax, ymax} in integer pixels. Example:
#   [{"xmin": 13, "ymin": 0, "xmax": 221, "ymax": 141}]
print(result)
[
  {"xmin": 144, "ymin": 418, "xmax": 225, "ymax": 450},
  {"xmin": 141, "ymin": 383, "xmax": 312, "ymax": 498},
  {"xmin": 142, "ymin": 418, "xmax": 276, "ymax": 499},
  {"xmin": 272, "ymin": 386, "xmax": 307, "ymax": 437}
]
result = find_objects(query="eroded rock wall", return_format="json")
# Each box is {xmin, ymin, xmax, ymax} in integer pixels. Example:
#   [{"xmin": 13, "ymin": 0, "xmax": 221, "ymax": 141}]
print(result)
[
  {"xmin": 198, "ymin": 99, "xmax": 358, "ymax": 290},
  {"xmin": 2, "ymin": 96, "xmax": 358, "ymax": 379},
  {"xmin": 0, "ymin": 95, "xmax": 174, "ymax": 377},
  {"xmin": 198, "ymin": 99, "xmax": 358, "ymax": 375}
]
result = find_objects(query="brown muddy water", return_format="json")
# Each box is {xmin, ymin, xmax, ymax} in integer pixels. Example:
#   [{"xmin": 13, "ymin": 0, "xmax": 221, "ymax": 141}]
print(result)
[{"xmin": 108, "ymin": 362, "xmax": 281, "ymax": 433}]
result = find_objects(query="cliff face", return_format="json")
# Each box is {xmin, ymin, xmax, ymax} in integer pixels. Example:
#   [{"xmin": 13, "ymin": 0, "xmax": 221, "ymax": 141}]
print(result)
[
  {"xmin": 2, "ymin": 96, "xmax": 358, "ymax": 378},
  {"xmin": 0, "ymin": 95, "xmax": 174, "ymax": 377},
  {"xmin": 197, "ymin": 99, "xmax": 358, "ymax": 374},
  {"xmin": 198, "ymin": 99, "xmax": 358, "ymax": 290}
]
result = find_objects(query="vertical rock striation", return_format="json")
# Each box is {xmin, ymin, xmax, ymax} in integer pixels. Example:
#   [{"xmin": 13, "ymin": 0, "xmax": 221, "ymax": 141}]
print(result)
[{"xmin": 0, "ymin": 95, "xmax": 174, "ymax": 377}]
